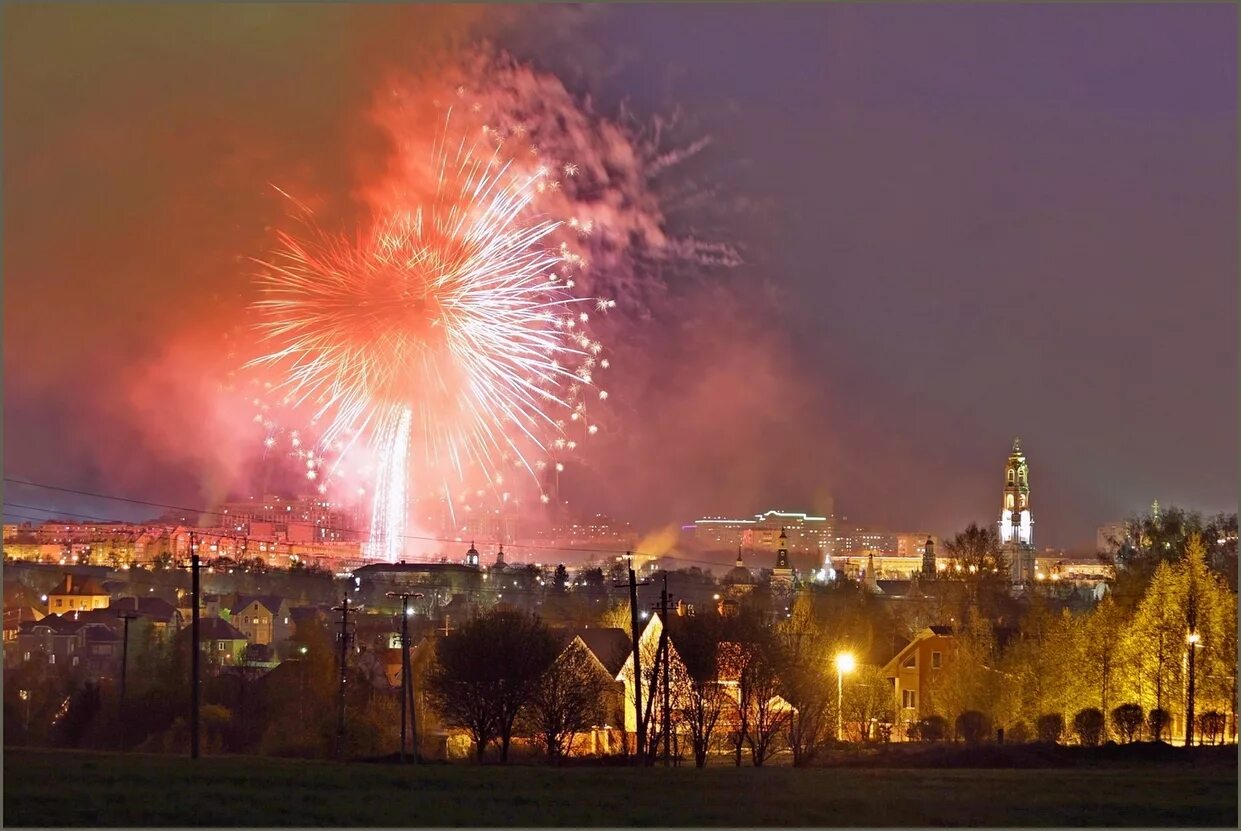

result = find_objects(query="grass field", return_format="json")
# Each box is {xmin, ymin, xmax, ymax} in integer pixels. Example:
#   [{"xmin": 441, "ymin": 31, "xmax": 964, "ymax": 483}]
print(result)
[{"xmin": 4, "ymin": 748, "xmax": 1237, "ymax": 827}]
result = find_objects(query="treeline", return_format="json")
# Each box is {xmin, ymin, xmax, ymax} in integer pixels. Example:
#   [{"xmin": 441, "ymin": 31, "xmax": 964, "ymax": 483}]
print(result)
[{"xmin": 927, "ymin": 532, "xmax": 1236, "ymax": 745}]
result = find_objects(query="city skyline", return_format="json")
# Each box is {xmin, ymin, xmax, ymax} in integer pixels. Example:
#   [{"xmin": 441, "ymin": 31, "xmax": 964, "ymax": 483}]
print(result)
[{"xmin": 4, "ymin": 4, "xmax": 1236, "ymax": 553}]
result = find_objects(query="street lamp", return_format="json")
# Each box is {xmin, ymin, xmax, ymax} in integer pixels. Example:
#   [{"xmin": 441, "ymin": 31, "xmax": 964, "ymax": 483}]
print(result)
[
  {"xmin": 835, "ymin": 652, "xmax": 856, "ymax": 741},
  {"xmin": 1186, "ymin": 632, "xmax": 1202, "ymax": 746}
]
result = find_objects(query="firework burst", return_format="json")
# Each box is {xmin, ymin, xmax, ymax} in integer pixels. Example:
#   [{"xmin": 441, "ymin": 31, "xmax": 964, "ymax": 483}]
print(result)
[{"xmin": 250, "ymin": 113, "xmax": 601, "ymax": 560}]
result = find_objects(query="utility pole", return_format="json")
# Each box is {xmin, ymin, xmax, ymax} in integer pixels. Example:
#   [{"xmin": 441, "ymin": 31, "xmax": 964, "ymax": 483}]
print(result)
[
  {"xmin": 388, "ymin": 591, "xmax": 424, "ymax": 763},
  {"xmin": 650, "ymin": 573, "xmax": 674, "ymax": 767},
  {"xmin": 117, "ymin": 608, "xmax": 140, "ymax": 751},
  {"xmin": 625, "ymin": 554, "xmax": 645, "ymax": 759},
  {"xmin": 662, "ymin": 574, "xmax": 672, "ymax": 767},
  {"xmin": 332, "ymin": 596, "xmax": 360, "ymax": 759},
  {"xmin": 185, "ymin": 533, "xmax": 201, "ymax": 760}
]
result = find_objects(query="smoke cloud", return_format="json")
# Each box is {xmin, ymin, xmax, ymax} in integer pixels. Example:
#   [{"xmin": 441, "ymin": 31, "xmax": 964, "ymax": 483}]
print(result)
[{"xmin": 4, "ymin": 4, "xmax": 827, "ymax": 543}]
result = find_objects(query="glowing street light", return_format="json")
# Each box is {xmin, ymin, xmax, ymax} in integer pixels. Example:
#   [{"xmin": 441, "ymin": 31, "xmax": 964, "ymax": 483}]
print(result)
[
  {"xmin": 1186, "ymin": 631, "xmax": 1202, "ymax": 746},
  {"xmin": 835, "ymin": 652, "xmax": 856, "ymax": 741}
]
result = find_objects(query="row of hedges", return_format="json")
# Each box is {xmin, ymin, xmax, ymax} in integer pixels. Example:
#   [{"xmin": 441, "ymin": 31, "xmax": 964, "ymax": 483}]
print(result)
[{"xmin": 909, "ymin": 705, "xmax": 1232, "ymax": 746}]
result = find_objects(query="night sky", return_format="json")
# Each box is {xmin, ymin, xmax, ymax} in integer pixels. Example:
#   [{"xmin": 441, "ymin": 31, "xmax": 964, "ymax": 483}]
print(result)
[{"xmin": 4, "ymin": 4, "xmax": 1236, "ymax": 551}]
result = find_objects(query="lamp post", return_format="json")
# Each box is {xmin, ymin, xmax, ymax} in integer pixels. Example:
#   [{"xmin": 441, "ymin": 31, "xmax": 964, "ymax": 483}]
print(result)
[
  {"xmin": 835, "ymin": 652, "xmax": 856, "ymax": 742},
  {"xmin": 1186, "ymin": 632, "xmax": 1201, "ymax": 747}
]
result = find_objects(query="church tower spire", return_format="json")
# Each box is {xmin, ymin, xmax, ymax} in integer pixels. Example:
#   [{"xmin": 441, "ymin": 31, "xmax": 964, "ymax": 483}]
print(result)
[
  {"xmin": 921, "ymin": 536, "xmax": 936, "ymax": 577},
  {"xmin": 771, "ymin": 528, "xmax": 794, "ymax": 591},
  {"xmin": 998, "ymin": 438, "xmax": 1035, "ymax": 584},
  {"xmin": 775, "ymin": 528, "xmax": 790, "ymax": 571}
]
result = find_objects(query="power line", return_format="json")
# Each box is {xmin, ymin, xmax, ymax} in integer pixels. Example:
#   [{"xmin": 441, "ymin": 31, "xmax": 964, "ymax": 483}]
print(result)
[{"xmin": 5, "ymin": 502, "xmax": 157, "ymax": 524}]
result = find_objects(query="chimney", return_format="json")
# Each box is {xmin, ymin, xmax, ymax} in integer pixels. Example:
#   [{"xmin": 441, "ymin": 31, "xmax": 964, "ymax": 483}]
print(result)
[{"xmin": 65, "ymin": 573, "xmax": 72, "ymax": 593}]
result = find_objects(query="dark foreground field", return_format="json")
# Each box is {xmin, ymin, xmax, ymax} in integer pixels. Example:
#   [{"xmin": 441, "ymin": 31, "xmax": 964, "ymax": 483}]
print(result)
[{"xmin": 4, "ymin": 747, "xmax": 1237, "ymax": 827}]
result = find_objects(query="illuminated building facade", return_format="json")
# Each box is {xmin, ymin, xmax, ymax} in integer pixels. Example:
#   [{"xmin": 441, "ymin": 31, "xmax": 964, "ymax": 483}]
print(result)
[
  {"xmin": 998, "ymin": 438, "xmax": 1036, "ymax": 584},
  {"xmin": 217, "ymin": 494, "xmax": 360, "ymax": 542},
  {"xmin": 530, "ymin": 514, "xmax": 638, "ymax": 552},
  {"xmin": 692, "ymin": 508, "xmax": 834, "ymax": 556},
  {"xmin": 829, "ymin": 524, "xmax": 939, "ymax": 579}
]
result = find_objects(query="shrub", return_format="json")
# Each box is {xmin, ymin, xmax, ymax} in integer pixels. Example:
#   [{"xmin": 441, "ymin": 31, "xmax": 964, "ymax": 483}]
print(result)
[
  {"xmin": 913, "ymin": 715, "xmax": 948, "ymax": 743},
  {"xmin": 1036, "ymin": 713, "xmax": 1064, "ymax": 744},
  {"xmin": 954, "ymin": 710, "xmax": 989, "ymax": 744},
  {"xmin": 1110, "ymin": 703, "xmax": 1144, "ymax": 743},
  {"xmin": 1006, "ymin": 720, "xmax": 1031, "ymax": 744},
  {"xmin": 1148, "ymin": 708, "xmax": 1170, "ymax": 743},
  {"xmin": 1198, "ymin": 711, "xmax": 1227, "ymax": 746},
  {"xmin": 1073, "ymin": 708, "xmax": 1105, "ymax": 747}
]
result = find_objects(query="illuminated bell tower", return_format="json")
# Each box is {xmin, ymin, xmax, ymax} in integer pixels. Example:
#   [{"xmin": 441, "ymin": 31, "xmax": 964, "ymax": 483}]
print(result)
[
  {"xmin": 772, "ymin": 528, "xmax": 794, "ymax": 590},
  {"xmin": 998, "ymin": 438, "xmax": 1035, "ymax": 583}
]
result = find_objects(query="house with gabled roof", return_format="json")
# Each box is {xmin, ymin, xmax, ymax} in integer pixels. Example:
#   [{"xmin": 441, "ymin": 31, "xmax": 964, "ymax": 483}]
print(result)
[
  {"xmin": 46, "ymin": 573, "xmax": 111, "ymax": 614},
  {"xmin": 548, "ymin": 630, "xmax": 628, "ymax": 756},
  {"xmin": 611, "ymin": 613, "xmax": 693, "ymax": 750},
  {"xmin": 714, "ymin": 639, "xmax": 798, "ymax": 749},
  {"xmin": 178, "ymin": 617, "xmax": 248, "ymax": 666},
  {"xmin": 879, "ymin": 623, "xmax": 1017, "ymax": 741},
  {"xmin": 228, "ymin": 595, "xmax": 291, "ymax": 647},
  {"xmin": 16, "ymin": 614, "xmax": 121, "ymax": 679},
  {"xmin": 881, "ymin": 625, "xmax": 956, "ymax": 737},
  {"xmin": 4, "ymin": 585, "xmax": 45, "ymax": 662},
  {"xmin": 109, "ymin": 596, "xmax": 183, "ymax": 636}
]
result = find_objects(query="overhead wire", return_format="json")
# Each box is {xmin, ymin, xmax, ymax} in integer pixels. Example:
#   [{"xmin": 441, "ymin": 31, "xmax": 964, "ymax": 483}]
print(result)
[{"xmin": 3, "ymin": 476, "xmax": 771, "ymax": 572}]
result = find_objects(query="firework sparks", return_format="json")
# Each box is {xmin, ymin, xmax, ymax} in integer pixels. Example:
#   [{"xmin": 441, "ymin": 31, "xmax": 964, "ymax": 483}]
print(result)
[{"xmin": 251, "ymin": 114, "xmax": 601, "ymax": 560}]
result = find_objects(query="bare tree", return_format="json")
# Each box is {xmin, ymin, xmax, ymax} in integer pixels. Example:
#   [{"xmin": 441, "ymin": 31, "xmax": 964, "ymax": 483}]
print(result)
[
  {"xmin": 521, "ymin": 639, "xmax": 612, "ymax": 763},
  {"xmin": 944, "ymin": 523, "xmax": 1009, "ymax": 578},
  {"xmin": 778, "ymin": 594, "xmax": 834, "ymax": 765},
  {"xmin": 426, "ymin": 609, "xmax": 558, "ymax": 763},
  {"xmin": 741, "ymin": 645, "xmax": 790, "ymax": 766},
  {"xmin": 842, "ymin": 663, "xmax": 894, "ymax": 743},
  {"xmin": 720, "ymin": 615, "xmax": 789, "ymax": 767},
  {"xmin": 675, "ymin": 614, "xmax": 728, "ymax": 768}
]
